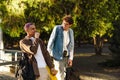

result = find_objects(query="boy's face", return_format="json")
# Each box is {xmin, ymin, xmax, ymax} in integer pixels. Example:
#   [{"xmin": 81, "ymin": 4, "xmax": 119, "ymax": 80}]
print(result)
[
  {"xmin": 62, "ymin": 20, "xmax": 71, "ymax": 31},
  {"xmin": 27, "ymin": 25, "xmax": 36, "ymax": 37}
]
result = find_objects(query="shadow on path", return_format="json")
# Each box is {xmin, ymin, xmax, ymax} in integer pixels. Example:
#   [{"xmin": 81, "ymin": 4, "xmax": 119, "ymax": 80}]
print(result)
[
  {"xmin": 0, "ymin": 44, "xmax": 120, "ymax": 80},
  {"xmin": 73, "ymin": 44, "xmax": 120, "ymax": 80},
  {"xmin": 0, "ymin": 73, "xmax": 17, "ymax": 80}
]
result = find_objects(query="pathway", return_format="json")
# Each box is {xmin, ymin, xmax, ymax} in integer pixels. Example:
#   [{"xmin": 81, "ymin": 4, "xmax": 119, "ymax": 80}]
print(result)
[
  {"xmin": 73, "ymin": 44, "xmax": 120, "ymax": 80},
  {"xmin": 0, "ymin": 44, "xmax": 120, "ymax": 80}
]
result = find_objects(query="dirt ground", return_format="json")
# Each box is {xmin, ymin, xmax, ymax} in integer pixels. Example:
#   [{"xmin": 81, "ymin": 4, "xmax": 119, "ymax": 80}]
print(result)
[{"xmin": 0, "ymin": 44, "xmax": 120, "ymax": 80}]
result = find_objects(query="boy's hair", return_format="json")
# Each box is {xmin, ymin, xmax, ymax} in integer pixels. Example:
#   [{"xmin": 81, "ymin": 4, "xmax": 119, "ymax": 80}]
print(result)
[
  {"xmin": 24, "ymin": 23, "xmax": 33, "ymax": 31},
  {"xmin": 62, "ymin": 15, "xmax": 74, "ymax": 24}
]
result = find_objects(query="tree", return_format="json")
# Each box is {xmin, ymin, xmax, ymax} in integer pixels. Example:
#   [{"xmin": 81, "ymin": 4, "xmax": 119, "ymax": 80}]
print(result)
[
  {"xmin": 73, "ymin": 0, "xmax": 118, "ymax": 55},
  {"xmin": 0, "ymin": 0, "xmax": 76, "ymax": 47},
  {"xmin": 0, "ymin": 0, "xmax": 119, "ymax": 52}
]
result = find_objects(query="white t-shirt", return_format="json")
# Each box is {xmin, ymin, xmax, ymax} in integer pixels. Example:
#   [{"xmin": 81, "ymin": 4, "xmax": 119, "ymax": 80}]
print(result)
[
  {"xmin": 34, "ymin": 44, "xmax": 46, "ymax": 68},
  {"xmin": 63, "ymin": 30, "xmax": 70, "ymax": 55},
  {"xmin": 30, "ymin": 37, "xmax": 46, "ymax": 68}
]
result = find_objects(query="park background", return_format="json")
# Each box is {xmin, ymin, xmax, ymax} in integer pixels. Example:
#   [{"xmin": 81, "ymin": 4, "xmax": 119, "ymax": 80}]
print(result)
[{"xmin": 0, "ymin": 0, "xmax": 120, "ymax": 80}]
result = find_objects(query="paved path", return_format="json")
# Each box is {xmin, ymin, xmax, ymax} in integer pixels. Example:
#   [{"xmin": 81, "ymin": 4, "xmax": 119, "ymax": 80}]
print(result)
[
  {"xmin": 0, "ymin": 44, "xmax": 120, "ymax": 80},
  {"xmin": 73, "ymin": 44, "xmax": 120, "ymax": 80},
  {"xmin": 0, "ymin": 72, "xmax": 17, "ymax": 80}
]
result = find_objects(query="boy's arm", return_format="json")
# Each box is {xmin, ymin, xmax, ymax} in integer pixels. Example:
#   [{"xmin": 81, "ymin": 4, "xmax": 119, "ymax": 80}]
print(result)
[{"xmin": 47, "ymin": 26, "xmax": 57, "ymax": 56}]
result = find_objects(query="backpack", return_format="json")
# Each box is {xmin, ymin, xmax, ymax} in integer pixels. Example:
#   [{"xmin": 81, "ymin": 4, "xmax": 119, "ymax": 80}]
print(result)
[{"xmin": 15, "ymin": 53, "xmax": 35, "ymax": 80}]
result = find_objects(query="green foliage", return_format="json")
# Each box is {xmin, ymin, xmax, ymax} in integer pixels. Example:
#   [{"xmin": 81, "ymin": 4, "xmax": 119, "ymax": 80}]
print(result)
[
  {"xmin": 0, "ymin": 0, "xmax": 120, "ymax": 48},
  {"xmin": 77, "ymin": 0, "xmax": 117, "ymax": 38},
  {"xmin": 0, "ymin": 0, "xmax": 25, "ymax": 37}
]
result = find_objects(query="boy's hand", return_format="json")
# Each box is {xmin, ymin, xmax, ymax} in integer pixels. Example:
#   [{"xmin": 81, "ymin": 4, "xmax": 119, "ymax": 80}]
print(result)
[
  {"xmin": 50, "ymin": 68, "xmax": 58, "ymax": 76},
  {"xmin": 68, "ymin": 59, "xmax": 72, "ymax": 67},
  {"xmin": 35, "ymin": 32, "xmax": 40, "ymax": 38}
]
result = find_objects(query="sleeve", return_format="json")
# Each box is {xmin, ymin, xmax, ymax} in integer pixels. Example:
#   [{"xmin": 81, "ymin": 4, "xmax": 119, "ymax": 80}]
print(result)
[
  {"xmin": 19, "ymin": 38, "xmax": 39, "ymax": 55},
  {"xmin": 69, "ymin": 29, "xmax": 74, "ymax": 60},
  {"xmin": 40, "ymin": 39, "xmax": 54, "ymax": 68},
  {"xmin": 47, "ymin": 26, "xmax": 57, "ymax": 56}
]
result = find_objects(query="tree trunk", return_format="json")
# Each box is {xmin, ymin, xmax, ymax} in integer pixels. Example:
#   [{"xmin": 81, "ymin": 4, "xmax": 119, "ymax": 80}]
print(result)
[{"xmin": 93, "ymin": 35, "xmax": 103, "ymax": 55}]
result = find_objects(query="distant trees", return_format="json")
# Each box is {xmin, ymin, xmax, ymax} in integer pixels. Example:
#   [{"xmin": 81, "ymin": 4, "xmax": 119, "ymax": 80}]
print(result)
[
  {"xmin": 72, "ymin": 0, "xmax": 119, "ymax": 55},
  {"xmin": 0, "ymin": 0, "xmax": 120, "ymax": 56}
]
